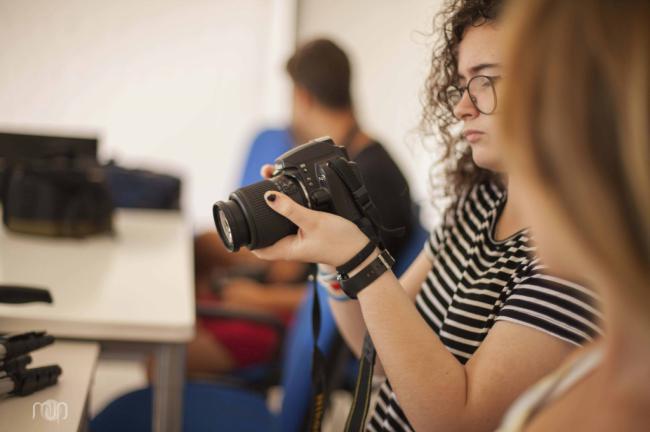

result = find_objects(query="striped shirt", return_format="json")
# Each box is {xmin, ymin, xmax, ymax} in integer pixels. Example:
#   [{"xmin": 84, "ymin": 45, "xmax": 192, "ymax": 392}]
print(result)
[{"xmin": 367, "ymin": 180, "xmax": 602, "ymax": 432}]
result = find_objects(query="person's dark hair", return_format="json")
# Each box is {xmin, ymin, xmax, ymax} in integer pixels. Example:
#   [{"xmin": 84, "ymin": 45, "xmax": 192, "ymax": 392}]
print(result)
[
  {"xmin": 423, "ymin": 0, "xmax": 504, "ymax": 204},
  {"xmin": 286, "ymin": 38, "xmax": 352, "ymax": 110}
]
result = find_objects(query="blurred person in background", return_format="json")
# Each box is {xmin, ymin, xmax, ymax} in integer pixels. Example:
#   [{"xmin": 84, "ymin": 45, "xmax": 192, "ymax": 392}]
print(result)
[
  {"xmin": 189, "ymin": 38, "xmax": 414, "ymax": 376},
  {"xmin": 252, "ymin": 1, "xmax": 603, "ymax": 430},
  {"xmin": 496, "ymin": 0, "xmax": 649, "ymax": 430}
]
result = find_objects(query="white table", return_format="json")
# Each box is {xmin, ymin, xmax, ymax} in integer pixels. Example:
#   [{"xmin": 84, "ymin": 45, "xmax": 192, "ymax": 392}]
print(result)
[
  {"xmin": 0, "ymin": 341, "xmax": 99, "ymax": 432},
  {"xmin": 0, "ymin": 210, "xmax": 195, "ymax": 432}
]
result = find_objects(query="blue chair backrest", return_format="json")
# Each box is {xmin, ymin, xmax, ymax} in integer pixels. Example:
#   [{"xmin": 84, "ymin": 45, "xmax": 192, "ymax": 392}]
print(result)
[
  {"xmin": 239, "ymin": 128, "xmax": 294, "ymax": 187},
  {"xmin": 393, "ymin": 204, "xmax": 429, "ymax": 276}
]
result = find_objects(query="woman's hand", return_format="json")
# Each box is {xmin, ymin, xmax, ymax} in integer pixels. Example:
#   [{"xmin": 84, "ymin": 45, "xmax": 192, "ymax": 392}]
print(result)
[{"xmin": 254, "ymin": 164, "xmax": 369, "ymax": 266}]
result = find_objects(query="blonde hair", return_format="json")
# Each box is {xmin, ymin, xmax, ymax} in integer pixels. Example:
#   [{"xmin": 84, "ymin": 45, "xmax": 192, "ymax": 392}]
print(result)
[{"xmin": 500, "ymin": 0, "xmax": 649, "ymax": 307}]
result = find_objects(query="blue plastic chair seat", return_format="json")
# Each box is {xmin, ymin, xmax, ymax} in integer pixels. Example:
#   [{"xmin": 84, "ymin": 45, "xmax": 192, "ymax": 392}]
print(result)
[{"xmin": 91, "ymin": 382, "xmax": 277, "ymax": 432}]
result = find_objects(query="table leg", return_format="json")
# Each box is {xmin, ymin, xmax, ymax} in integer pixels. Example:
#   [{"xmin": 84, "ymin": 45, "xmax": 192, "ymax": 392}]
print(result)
[
  {"xmin": 153, "ymin": 343, "xmax": 185, "ymax": 432},
  {"xmin": 80, "ymin": 392, "xmax": 90, "ymax": 432}
]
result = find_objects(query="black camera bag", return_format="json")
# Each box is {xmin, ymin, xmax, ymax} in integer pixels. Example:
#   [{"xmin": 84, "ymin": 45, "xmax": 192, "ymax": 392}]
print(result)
[{"xmin": 2, "ymin": 156, "xmax": 114, "ymax": 237}]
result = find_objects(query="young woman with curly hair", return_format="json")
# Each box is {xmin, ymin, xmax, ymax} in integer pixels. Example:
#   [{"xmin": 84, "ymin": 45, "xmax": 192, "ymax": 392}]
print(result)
[{"xmin": 255, "ymin": 0, "xmax": 602, "ymax": 430}]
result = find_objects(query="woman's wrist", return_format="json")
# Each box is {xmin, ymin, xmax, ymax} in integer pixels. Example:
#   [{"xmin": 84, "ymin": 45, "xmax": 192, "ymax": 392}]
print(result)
[
  {"xmin": 338, "ymin": 248, "xmax": 394, "ymax": 299},
  {"xmin": 347, "ymin": 247, "xmax": 381, "ymax": 278},
  {"xmin": 331, "ymin": 230, "xmax": 372, "ymax": 268}
]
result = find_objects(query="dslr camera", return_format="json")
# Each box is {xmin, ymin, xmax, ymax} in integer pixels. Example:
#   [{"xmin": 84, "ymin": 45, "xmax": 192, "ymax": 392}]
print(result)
[{"xmin": 213, "ymin": 137, "xmax": 385, "ymax": 252}]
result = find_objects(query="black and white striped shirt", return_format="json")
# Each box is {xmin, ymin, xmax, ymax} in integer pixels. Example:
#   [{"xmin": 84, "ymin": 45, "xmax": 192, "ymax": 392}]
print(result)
[{"xmin": 367, "ymin": 180, "xmax": 602, "ymax": 432}]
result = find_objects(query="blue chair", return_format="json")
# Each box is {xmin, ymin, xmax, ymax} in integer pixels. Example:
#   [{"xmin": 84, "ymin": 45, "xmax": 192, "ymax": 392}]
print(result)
[
  {"xmin": 393, "ymin": 205, "xmax": 428, "ymax": 276},
  {"xmin": 238, "ymin": 128, "xmax": 293, "ymax": 187}
]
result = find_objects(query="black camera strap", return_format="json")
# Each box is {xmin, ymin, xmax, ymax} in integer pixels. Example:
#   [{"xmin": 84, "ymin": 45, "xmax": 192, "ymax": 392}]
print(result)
[
  {"xmin": 327, "ymin": 158, "xmax": 405, "ymax": 245},
  {"xmin": 305, "ymin": 157, "xmax": 402, "ymax": 431},
  {"xmin": 306, "ymin": 264, "xmax": 327, "ymax": 432},
  {"xmin": 325, "ymin": 158, "xmax": 395, "ymax": 431},
  {"xmin": 307, "ymin": 268, "xmax": 378, "ymax": 432},
  {"xmin": 344, "ymin": 333, "xmax": 377, "ymax": 431}
]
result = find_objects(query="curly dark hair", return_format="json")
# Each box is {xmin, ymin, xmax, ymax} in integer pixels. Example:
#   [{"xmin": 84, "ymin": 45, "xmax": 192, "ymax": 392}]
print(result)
[{"xmin": 422, "ymin": 0, "xmax": 505, "ymax": 205}]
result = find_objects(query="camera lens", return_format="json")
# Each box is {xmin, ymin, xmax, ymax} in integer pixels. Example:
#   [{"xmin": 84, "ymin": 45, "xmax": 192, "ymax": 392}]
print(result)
[
  {"xmin": 212, "ymin": 199, "xmax": 250, "ymax": 252},
  {"xmin": 213, "ymin": 177, "xmax": 307, "ymax": 252},
  {"xmin": 218, "ymin": 209, "xmax": 233, "ymax": 248}
]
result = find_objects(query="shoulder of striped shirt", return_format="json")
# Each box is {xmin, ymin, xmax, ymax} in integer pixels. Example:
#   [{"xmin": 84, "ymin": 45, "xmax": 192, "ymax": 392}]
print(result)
[
  {"xmin": 511, "ymin": 260, "xmax": 603, "ymax": 305},
  {"xmin": 426, "ymin": 179, "xmax": 515, "ymax": 260}
]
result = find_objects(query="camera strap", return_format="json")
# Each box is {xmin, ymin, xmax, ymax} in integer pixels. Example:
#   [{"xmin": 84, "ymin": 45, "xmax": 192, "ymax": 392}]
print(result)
[
  {"xmin": 344, "ymin": 333, "xmax": 377, "ymax": 431},
  {"xmin": 327, "ymin": 158, "xmax": 405, "ymax": 245},
  {"xmin": 306, "ymin": 264, "xmax": 327, "ymax": 432},
  {"xmin": 306, "ymin": 268, "xmax": 378, "ymax": 432},
  {"xmin": 305, "ymin": 158, "xmax": 401, "ymax": 431}
]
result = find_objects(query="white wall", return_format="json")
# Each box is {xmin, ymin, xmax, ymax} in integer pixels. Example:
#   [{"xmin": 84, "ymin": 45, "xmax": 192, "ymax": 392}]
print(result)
[
  {"xmin": 298, "ymin": 0, "xmax": 443, "ymax": 227},
  {"xmin": 0, "ymin": 0, "xmax": 296, "ymax": 230}
]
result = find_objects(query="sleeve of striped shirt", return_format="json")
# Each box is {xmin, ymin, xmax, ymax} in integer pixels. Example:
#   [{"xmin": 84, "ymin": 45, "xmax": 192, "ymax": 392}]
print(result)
[
  {"xmin": 424, "ymin": 198, "xmax": 464, "ymax": 264},
  {"xmin": 423, "ymin": 223, "xmax": 446, "ymax": 263},
  {"xmin": 495, "ymin": 269, "xmax": 603, "ymax": 347}
]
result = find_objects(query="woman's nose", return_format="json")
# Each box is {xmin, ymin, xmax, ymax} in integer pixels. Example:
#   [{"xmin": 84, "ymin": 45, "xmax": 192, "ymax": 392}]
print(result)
[{"xmin": 453, "ymin": 90, "xmax": 479, "ymax": 120}]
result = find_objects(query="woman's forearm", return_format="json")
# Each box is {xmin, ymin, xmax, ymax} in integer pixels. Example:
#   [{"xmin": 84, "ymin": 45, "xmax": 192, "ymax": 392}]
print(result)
[
  {"xmin": 328, "ymin": 297, "xmax": 387, "ymax": 377},
  {"xmin": 357, "ymin": 271, "xmax": 468, "ymax": 432},
  {"xmin": 329, "ymin": 299, "xmax": 365, "ymax": 358},
  {"xmin": 327, "ymin": 251, "xmax": 431, "ymax": 377}
]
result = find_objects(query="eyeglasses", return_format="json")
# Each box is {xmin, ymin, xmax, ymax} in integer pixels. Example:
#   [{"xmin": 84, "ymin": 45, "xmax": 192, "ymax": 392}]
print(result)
[{"xmin": 447, "ymin": 75, "xmax": 501, "ymax": 115}]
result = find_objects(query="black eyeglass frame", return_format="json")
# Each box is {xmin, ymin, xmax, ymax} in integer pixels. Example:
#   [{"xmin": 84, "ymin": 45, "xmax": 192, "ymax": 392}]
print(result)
[{"xmin": 448, "ymin": 75, "xmax": 501, "ymax": 115}]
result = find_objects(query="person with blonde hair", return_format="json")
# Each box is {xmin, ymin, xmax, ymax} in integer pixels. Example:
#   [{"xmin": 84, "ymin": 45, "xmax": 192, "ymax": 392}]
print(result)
[{"xmin": 496, "ymin": 0, "xmax": 649, "ymax": 430}]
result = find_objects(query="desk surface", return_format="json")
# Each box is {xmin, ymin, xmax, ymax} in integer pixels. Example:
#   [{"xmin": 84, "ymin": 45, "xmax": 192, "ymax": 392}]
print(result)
[
  {"xmin": 0, "ymin": 210, "xmax": 195, "ymax": 343},
  {"xmin": 0, "ymin": 341, "xmax": 99, "ymax": 432}
]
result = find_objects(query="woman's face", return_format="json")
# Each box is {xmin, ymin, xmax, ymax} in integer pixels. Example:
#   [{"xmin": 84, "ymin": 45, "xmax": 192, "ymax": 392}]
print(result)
[{"xmin": 453, "ymin": 23, "xmax": 504, "ymax": 172}]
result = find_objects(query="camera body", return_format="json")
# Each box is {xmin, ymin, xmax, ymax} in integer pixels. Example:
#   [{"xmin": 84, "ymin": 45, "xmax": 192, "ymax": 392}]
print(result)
[{"xmin": 213, "ymin": 137, "xmax": 369, "ymax": 252}]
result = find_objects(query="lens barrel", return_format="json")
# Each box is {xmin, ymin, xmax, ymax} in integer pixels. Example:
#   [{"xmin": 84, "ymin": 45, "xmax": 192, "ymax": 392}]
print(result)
[{"xmin": 212, "ymin": 177, "xmax": 306, "ymax": 251}]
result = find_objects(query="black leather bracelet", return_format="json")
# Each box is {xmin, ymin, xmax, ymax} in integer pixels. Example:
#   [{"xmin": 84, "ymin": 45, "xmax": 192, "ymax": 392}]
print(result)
[
  {"xmin": 336, "ymin": 240, "xmax": 376, "ymax": 275},
  {"xmin": 337, "ymin": 249, "xmax": 395, "ymax": 299}
]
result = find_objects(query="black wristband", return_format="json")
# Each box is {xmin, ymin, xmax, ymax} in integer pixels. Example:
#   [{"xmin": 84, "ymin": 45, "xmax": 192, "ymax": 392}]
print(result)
[
  {"xmin": 336, "ymin": 240, "xmax": 376, "ymax": 275},
  {"xmin": 338, "ymin": 249, "xmax": 395, "ymax": 299}
]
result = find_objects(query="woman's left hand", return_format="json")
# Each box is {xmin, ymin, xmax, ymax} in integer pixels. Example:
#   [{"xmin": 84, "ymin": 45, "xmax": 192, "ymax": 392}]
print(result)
[{"xmin": 251, "ymin": 191, "xmax": 370, "ymax": 267}]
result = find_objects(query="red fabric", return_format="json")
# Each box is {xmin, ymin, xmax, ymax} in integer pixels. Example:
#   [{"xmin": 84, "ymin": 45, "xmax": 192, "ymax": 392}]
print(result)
[
  {"xmin": 198, "ymin": 317, "xmax": 279, "ymax": 368},
  {"xmin": 196, "ymin": 292, "xmax": 292, "ymax": 368}
]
